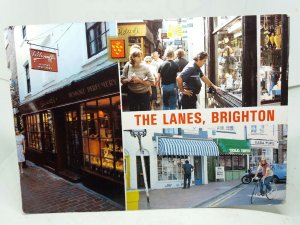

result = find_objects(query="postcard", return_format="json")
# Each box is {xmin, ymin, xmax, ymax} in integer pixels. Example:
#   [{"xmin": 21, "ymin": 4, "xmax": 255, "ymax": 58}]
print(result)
[{"xmin": 3, "ymin": 14, "xmax": 288, "ymax": 213}]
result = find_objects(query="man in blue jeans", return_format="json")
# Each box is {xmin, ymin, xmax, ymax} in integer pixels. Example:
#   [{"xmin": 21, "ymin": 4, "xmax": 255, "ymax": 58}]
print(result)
[
  {"xmin": 157, "ymin": 46, "xmax": 180, "ymax": 110},
  {"xmin": 255, "ymin": 158, "xmax": 274, "ymax": 195},
  {"xmin": 182, "ymin": 160, "xmax": 194, "ymax": 189}
]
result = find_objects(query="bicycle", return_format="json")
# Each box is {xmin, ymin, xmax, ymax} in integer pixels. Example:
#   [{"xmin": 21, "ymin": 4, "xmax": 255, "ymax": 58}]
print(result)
[{"xmin": 250, "ymin": 177, "xmax": 278, "ymax": 204}]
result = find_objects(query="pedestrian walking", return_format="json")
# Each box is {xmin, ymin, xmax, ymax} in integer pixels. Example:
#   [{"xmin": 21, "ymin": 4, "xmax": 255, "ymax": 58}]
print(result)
[
  {"xmin": 157, "ymin": 47, "xmax": 179, "ymax": 110},
  {"xmin": 144, "ymin": 56, "xmax": 158, "ymax": 110},
  {"xmin": 176, "ymin": 51, "xmax": 222, "ymax": 109},
  {"xmin": 121, "ymin": 45, "xmax": 154, "ymax": 111},
  {"xmin": 174, "ymin": 48, "xmax": 188, "ymax": 72},
  {"xmin": 15, "ymin": 128, "xmax": 25, "ymax": 174},
  {"xmin": 151, "ymin": 51, "xmax": 164, "ymax": 107},
  {"xmin": 182, "ymin": 160, "xmax": 194, "ymax": 189},
  {"xmin": 174, "ymin": 48, "xmax": 189, "ymax": 109}
]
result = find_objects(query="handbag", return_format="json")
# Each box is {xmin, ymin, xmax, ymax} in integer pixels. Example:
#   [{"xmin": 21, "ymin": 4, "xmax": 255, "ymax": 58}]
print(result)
[{"xmin": 121, "ymin": 63, "xmax": 130, "ymax": 94}]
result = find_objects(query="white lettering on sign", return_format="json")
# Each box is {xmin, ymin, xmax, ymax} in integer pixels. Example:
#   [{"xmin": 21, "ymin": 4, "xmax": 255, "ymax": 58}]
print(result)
[{"xmin": 31, "ymin": 50, "xmax": 56, "ymax": 63}]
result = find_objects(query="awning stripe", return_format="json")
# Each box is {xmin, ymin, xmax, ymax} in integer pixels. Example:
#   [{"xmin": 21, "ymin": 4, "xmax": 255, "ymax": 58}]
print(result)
[{"xmin": 158, "ymin": 137, "xmax": 219, "ymax": 156}]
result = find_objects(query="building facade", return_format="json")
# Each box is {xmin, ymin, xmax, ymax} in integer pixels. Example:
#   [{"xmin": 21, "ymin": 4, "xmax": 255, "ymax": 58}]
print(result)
[{"xmin": 12, "ymin": 22, "xmax": 125, "ymax": 206}]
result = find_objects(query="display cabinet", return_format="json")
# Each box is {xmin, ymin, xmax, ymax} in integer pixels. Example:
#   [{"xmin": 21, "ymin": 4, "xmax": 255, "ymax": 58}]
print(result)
[{"xmin": 81, "ymin": 96, "xmax": 123, "ymax": 182}]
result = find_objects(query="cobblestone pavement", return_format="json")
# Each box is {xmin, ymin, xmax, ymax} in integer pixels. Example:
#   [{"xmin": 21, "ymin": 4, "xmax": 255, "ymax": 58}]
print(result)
[{"xmin": 20, "ymin": 161, "xmax": 123, "ymax": 213}]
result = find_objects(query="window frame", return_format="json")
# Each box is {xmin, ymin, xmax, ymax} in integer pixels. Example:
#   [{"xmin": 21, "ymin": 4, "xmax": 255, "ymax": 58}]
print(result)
[{"xmin": 86, "ymin": 22, "xmax": 109, "ymax": 58}]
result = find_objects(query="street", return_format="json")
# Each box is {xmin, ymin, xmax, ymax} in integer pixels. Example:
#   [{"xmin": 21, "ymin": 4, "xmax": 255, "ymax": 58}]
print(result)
[
  {"xmin": 20, "ymin": 161, "xmax": 123, "ymax": 213},
  {"xmin": 197, "ymin": 183, "xmax": 286, "ymax": 207}
]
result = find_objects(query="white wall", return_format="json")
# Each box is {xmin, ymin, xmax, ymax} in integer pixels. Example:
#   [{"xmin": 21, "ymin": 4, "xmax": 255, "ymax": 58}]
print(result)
[
  {"xmin": 246, "ymin": 124, "xmax": 278, "ymax": 140},
  {"xmin": 14, "ymin": 22, "xmax": 117, "ymax": 104}
]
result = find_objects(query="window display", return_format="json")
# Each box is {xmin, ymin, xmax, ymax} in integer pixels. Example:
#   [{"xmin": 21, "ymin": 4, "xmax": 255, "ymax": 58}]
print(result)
[
  {"xmin": 42, "ymin": 111, "xmax": 56, "ymax": 153},
  {"xmin": 260, "ymin": 15, "xmax": 284, "ymax": 105},
  {"xmin": 25, "ymin": 114, "xmax": 42, "ymax": 151},
  {"xmin": 24, "ymin": 111, "xmax": 56, "ymax": 154},
  {"xmin": 219, "ymin": 155, "xmax": 246, "ymax": 170},
  {"xmin": 157, "ymin": 156, "xmax": 187, "ymax": 181},
  {"xmin": 214, "ymin": 17, "xmax": 243, "ymax": 104},
  {"xmin": 81, "ymin": 96, "xmax": 123, "ymax": 181}
]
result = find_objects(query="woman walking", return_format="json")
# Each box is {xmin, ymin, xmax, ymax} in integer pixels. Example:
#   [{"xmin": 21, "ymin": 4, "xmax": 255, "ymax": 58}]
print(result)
[
  {"xmin": 15, "ymin": 128, "xmax": 25, "ymax": 174},
  {"xmin": 121, "ymin": 45, "xmax": 154, "ymax": 111}
]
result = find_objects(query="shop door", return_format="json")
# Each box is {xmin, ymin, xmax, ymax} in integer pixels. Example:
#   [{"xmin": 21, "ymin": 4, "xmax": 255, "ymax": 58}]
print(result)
[
  {"xmin": 194, "ymin": 156, "xmax": 202, "ymax": 185},
  {"xmin": 207, "ymin": 156, "xmax": 217, "ymax": 182},
  {"xmin": 65, "ymin": 110, "xmax": 83, "ymax": 171},
  {"xmin": 136, "ymin": 156, "xmax": 151, "ymax": 189}
]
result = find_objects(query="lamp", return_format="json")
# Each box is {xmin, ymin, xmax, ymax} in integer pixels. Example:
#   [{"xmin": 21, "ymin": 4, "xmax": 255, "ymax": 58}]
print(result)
[{"xmin": 124, "ymin": 129, "xmax": 150, "ymax": 203}]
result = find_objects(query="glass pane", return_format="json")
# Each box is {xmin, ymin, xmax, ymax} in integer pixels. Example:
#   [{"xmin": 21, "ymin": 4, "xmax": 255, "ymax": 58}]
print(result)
[
  {"xmin": 260, "ymin": 15, "xmax": 282, "ymax": 105},
  {"xmin": 233, "ymin": 156, "xmax": 239, "ymax": 170},
  {"xmin": 225, "ymin": 156, "xmax": 232, "ymax": 170}
]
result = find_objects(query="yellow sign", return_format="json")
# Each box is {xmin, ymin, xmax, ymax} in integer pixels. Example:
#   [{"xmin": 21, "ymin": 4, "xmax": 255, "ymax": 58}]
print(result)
[
  {"xmin": 107, "ymin": 36, "xmax": 129, "ymax": 62},
  {"xmin": 118, "ymin": 24, "xmax": 147, "ymax": 37},
  {"xmin": 167, "ymin": 24, "xmax": 183, "ymax": 38}
]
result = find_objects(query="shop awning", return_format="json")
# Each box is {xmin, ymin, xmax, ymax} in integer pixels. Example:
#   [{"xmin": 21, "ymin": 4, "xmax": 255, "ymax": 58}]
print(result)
[
  {"xmin": 158, "ymin": 137, "xmax": 219, "ymax": 156},
  {"xmin": 216, "ymin": 138, "xmax": 251, "ymax": 155}
]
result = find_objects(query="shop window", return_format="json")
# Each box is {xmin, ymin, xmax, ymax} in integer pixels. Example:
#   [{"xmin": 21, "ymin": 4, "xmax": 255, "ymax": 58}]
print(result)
[
  {"xmin": 81, "ymin": 95, "xmax": 123, "ymax": 180},
  {"xmin": 41, "ymin": 111, "xmax": 56, "ymax": 153},
  {"xmin": 220, "ymin": 155, "xmax": 246, "ymax": 170},
  {"xmin": 260, "ymin": 15, "xmax": 284, "ymax": 105},
  {"xmin": 86, "ymin": 22, "xmax": 109, "ymax": 58},
  {"xmin": 213, "ymin": 17, "xmax": 243, "ymax": 99},
  {"xmin": 25, "ymin": 114, "xmax": 42, "ymax": 151},
  {"xmin": 157, "ymin": 155, "xmax": 187, "ymax": 181}
]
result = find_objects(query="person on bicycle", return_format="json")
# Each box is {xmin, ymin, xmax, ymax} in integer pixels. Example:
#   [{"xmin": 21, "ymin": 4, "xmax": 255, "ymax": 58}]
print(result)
[{"xmin": 254, "ymin": 158, "xmax": 274, "ymax": 195}]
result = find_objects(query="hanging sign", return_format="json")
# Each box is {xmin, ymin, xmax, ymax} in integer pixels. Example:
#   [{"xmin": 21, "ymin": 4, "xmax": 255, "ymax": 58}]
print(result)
[
  {"xmin": 30, "ymin": 48, "xmax": 58, "ymax": 72},
  {"xmin": 107, "ymin": 36, "xmax": 128, "ymax": 62}
]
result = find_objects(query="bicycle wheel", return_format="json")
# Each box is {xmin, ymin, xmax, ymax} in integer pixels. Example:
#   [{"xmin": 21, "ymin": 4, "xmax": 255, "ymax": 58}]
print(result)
[
  {"xmin": 266, "ymin": 182, "xmax": 278, "ymax": 200},
  {"xmin": 251, "ymin": 183, "xmax": 259, "ymax": 204}
]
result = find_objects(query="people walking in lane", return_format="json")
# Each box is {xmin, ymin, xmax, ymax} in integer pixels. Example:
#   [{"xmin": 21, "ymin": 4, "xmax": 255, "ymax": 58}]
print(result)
[
  {"xmin": 144, "ymin": 56, "xmax": 158, "ymax": 110},
  {"xmin": 157, "ymin": 47, "xmax": 179, "ymax": 110},
  {"xmin": 174, "ymin": 48, "xmax": 188, "ymax": 72},
  {"xmin": 151, "ymin": 51, "xmax": 164, "ymax": 108},
  {"xmin": 174, "ymin": 48, "xmax": 189, "ymax": 108},
  {"xmin": 120, "ymin": 45, "xmax": 154, "ymax": 111},
  {"xmin": 176, "ymin": 51, "xmax": 222, "ymax": 109},
  {"xmin": 182, "ymin": 160, "xmax": 194, "ymax": 189},
  {"xmin": 15, "ymin": 128, "xmax": 25, "ymax": 174}
]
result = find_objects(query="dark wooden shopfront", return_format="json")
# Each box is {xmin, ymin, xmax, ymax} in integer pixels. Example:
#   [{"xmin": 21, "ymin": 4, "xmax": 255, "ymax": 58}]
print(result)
[{"xmin": 19, "ymin": 63, "xmax": 125, "ymax": 206}]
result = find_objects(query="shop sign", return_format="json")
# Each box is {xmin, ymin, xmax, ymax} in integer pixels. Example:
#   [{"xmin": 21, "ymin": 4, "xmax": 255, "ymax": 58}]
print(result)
[
  {"xmin": 249, "ymin": 140, "xmax": 279, "ymax": 148},
  {"xmin": 229, "ymin": 148, "xmax": 251, "ymax": 154},
  {"xmin": 167, "ymin": 24, "xmax": 183, "ymax": 38},
  {"xmin": 30, "ymin": 48, "xmax": 58, "ymax": 72},
  {"xmin": 19, "ymin": 65, "xmax": 119, "ymax": 114},
  {"xmin": 118, "ymin": 24, "xmax": 147, "ymax": 37},
  {"xmin": 107, "ymin": 36, "xmax": 128, "ymax": 62},
  {"xmin": 215, "ymin": 166, "xmax": 225, "ymax": 180}
]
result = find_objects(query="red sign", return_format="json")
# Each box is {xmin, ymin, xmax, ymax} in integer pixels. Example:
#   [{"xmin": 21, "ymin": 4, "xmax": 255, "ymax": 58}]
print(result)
[
  {"xmin": 110, "ymin": 39, "xmax": 126, "ymax": 59},
  {"xmin": 30, "ymin": 48, "xmax": 58, "ymax": 72}
]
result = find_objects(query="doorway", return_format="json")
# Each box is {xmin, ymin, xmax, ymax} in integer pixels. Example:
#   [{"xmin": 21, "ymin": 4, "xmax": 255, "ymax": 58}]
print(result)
[
  {"xmin": 207, "ymin": 156, "xmax": 217, "ymax": 182},
  {"xmin": 136, "ymin": 156, "xmax": 151, "ymax": 189},
  {"xmin": 65, "ymin": 109, "xmax": 83, "ymax": 172},
  {"xmin": 194, "ymin": 156, "xmax": 203, "ymax": 185}
]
